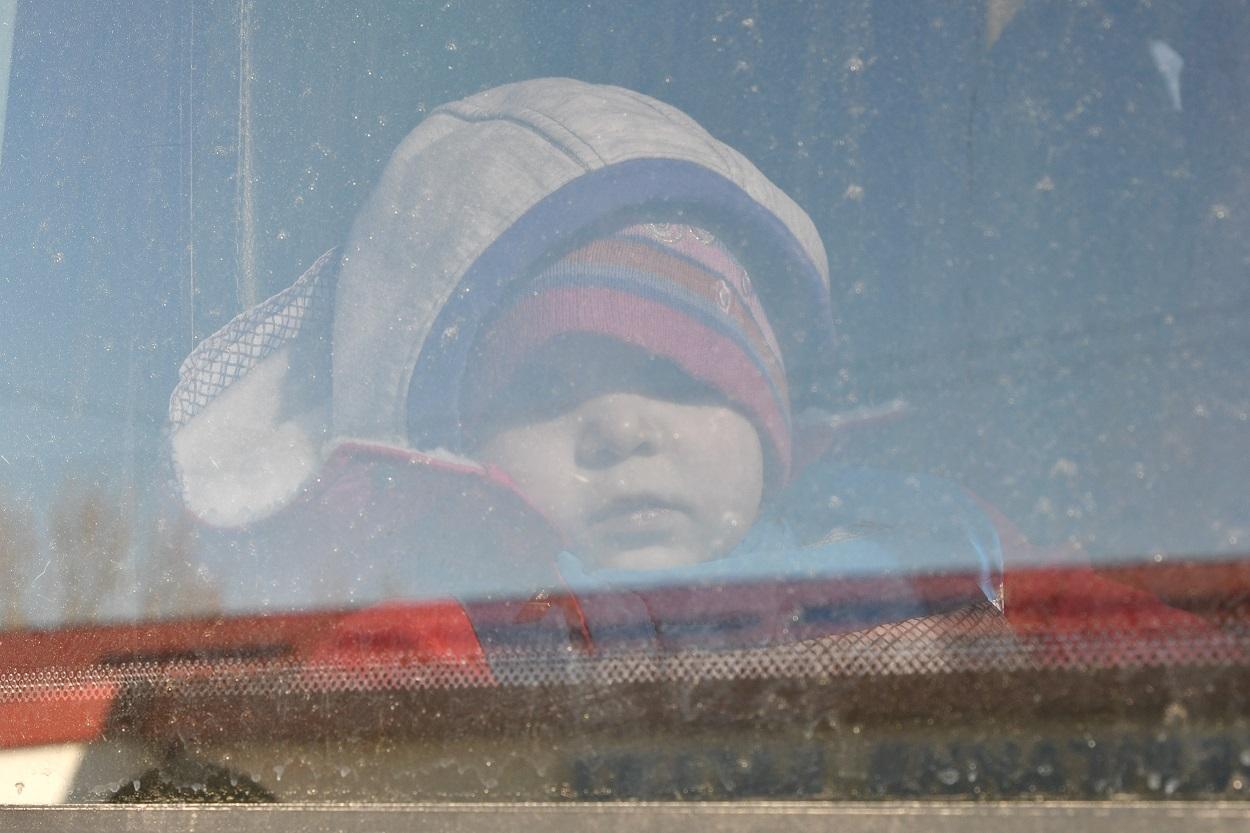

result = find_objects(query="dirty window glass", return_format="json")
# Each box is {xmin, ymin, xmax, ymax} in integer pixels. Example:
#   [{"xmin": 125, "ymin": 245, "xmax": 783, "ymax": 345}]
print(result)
[{"xmin": 1, "ymin": 0, "xmax": 1249, "ymax": 806}]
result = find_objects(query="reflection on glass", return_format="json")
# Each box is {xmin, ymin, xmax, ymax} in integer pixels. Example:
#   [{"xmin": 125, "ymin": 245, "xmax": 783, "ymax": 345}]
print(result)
[{"xmin": 0, "ymin": 0, "xmax": 16, "ymax": 171}]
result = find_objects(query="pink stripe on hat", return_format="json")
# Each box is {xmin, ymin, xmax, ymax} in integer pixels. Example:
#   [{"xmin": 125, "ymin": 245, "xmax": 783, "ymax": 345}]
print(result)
[{"xmin": 464, "ymin": 224, "xmax": 792, "ymax": 485}]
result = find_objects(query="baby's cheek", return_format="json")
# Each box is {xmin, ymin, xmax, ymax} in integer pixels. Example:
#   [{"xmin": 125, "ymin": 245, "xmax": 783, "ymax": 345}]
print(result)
[
  {"xmin": 700, "ymin": 456, "xmax": 764, "ymax": 559},
  {"xmin": 705, "ymin": 504, "xmax": 757, "ymax": 558},
  {"xmin": 476, "ymin": 425, "xmax": 581, "ymax": 526}
]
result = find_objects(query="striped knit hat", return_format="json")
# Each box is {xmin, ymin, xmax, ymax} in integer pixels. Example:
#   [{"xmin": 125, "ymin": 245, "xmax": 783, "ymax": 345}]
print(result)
[{"xmin": 463, "ymin": 223, "xmax": 792, "ymax": 484}]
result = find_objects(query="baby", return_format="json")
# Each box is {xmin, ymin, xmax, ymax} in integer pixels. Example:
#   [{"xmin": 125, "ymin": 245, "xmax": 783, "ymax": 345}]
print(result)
[
  {"xmin": 462, "ymin": 223, "xmax": 781, "ymax": 575},
  {"xmin": 169, "ymin": 77, "xmax": 1001, "ymax": 631}
]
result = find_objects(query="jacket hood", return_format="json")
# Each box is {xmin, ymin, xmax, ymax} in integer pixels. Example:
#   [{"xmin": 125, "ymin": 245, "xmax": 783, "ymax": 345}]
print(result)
[{"xmin": 170, "ymin": 78, "xmax": 832, "ymax": 527}]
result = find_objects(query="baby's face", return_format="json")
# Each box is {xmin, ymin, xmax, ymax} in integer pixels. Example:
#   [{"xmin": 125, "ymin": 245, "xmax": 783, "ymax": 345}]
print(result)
[{"xmin": 472, "ymin": 338, "xmax": 764, "ymax": 572}]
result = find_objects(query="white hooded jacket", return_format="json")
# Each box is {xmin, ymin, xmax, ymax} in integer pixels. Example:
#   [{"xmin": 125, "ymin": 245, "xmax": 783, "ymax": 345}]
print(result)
[{"xmin": 170, "ymin": 78, "xmax": 832, "ymax": 531}]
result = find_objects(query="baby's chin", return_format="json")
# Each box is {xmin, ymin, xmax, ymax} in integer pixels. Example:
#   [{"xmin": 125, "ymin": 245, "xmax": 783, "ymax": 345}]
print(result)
[{"xmin": 586, "ymin": 542, "xmax": 720, "ymax": 574}]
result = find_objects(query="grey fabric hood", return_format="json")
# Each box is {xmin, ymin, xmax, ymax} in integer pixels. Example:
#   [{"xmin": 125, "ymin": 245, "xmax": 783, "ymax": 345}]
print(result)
[{"xmin": 170, "ymin": 78, "xmax": 832, "ymax": 527}]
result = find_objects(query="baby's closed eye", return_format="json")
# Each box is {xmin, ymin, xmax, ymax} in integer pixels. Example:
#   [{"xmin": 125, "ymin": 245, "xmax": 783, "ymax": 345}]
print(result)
[
  {"xmin": 506, "ymin": 365, "xmax": 584, "ymax": 421},
  {"xmin": 636, "ymin": 358, "xmax": 723, "ymax": 406}
]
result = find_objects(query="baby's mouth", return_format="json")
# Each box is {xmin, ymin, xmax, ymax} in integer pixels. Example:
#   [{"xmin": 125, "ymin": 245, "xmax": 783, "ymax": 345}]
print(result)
[{"xmin": 588, "ymin": 495, "xmax": 690, "ymax": 541}]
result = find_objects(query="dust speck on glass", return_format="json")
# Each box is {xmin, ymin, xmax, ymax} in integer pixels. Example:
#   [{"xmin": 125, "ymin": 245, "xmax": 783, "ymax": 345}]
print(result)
[{"xmin": 0, "ymin": 0, "xmax": 1248, "ymax": 807}]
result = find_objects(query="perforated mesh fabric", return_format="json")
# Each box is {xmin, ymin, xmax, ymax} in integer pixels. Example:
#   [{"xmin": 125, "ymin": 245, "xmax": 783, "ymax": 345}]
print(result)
[
  {"xmin": 168, "ymin": 249, "xmax": 338, "ymax": 429},
  {"xmin": 1, "ymin": 605, "xmax": 1244, "ymax": 704}
]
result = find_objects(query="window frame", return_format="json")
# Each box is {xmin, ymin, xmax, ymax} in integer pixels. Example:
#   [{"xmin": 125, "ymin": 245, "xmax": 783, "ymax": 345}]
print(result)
[{"xmin": 4, "ymin": 801, "xmax": 1250, "ymax": 832}]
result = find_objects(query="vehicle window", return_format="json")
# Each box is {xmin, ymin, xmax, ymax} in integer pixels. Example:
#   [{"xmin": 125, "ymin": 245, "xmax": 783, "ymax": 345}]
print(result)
[{"xmin": 1, "ymin": 0, "xmax": 1248, "ymax": 817}]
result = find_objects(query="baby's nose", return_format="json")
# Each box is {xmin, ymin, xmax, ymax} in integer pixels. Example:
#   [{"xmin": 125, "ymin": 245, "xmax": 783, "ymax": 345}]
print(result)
[{"xmin": 576, "ymin": 394, "xmax": 667, "ymax": 468}]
